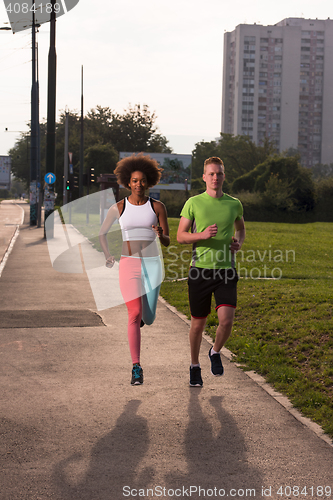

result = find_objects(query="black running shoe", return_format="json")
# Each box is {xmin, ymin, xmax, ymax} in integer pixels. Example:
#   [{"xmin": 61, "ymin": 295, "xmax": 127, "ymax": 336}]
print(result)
[
  {"xmin": 140, "ymin": 319, "xmax": 145, "ymax": 328},
  {"xmin": 131, "ymin": 364, "xmax": 143, "ymax": 385},
  {"xmin": 189, "ymin": 366, "xmax": 203, "ymax": 387},
  {"xmin": 208, "ymin": 347, "xmax": 224, "ymax": 376}
]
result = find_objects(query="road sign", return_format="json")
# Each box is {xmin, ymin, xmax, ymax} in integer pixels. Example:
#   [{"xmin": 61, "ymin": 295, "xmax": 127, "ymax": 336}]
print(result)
[
  {"xmin": 45, "ymin": 172, "xmax": 56, "ymax": 184},
  {"xmin": 3, "ymin": 0, "xmax": 81, "ymax": 33}
]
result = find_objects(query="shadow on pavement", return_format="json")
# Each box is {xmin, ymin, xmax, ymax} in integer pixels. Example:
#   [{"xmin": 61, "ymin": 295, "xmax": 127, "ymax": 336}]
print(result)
[
  {"xmin": 53, "ymin": 393, "xmax": 264, "ymax": 499},
  {"xmin": 53, "ymin": 399, "xmax": 154, "ymax": 500},
  {"xmin": 165, "ymin": 392, "xmax": 264, "ymax": 497}
]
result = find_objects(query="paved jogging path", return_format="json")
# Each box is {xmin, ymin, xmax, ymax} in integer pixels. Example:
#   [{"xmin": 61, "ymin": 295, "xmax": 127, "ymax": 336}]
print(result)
[{"xmin": 0, "ymin": 200, "xmax": 332, "ymax": 500}]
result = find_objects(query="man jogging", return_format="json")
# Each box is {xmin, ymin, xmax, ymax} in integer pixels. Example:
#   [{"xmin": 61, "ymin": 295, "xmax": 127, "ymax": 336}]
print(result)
[{"xmin": 177, "ymin": 157, "xmax": 245, "ymax": 387}]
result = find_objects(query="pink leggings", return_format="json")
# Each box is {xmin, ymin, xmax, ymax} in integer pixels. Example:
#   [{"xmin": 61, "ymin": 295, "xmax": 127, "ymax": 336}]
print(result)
[{"xmin": 119, "ymin": 256, "xmax": 162, "ymax": 364}]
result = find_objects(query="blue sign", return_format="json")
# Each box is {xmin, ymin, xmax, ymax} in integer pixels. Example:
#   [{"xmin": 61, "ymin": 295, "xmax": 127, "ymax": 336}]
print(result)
[
  {"xmin": 149, "ymin": 190, "xmax": 160, "ymax": 200},
  {"xmin": 45, "ymin": 173, "xmax": 56, "ymax": 185}
]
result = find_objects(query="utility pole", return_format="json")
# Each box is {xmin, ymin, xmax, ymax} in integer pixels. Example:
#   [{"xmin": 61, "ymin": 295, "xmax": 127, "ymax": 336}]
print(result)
[
  {"xmin": 30, "ymin": 5, "xmax": 39, "ymax": 226},
  {"xmin": 79, "ymin": 65, "xmax": 84, "ymax": 197},
  {"xmin": 36, "ymin": 36, "xmax": 42, "ymax": 228},
  {"xmin": 44, "ymin": 0, "xmax": 57, "ymax": 238},
  {"xmin": 63, "ymin": 111, "xmax": 69, "ymax": 205}
]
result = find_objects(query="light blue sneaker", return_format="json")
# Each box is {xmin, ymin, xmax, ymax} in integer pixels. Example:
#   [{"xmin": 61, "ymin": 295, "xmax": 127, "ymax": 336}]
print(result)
[{"xmin": 131, "ymin": 364, "xmax": 143, "ymax": 385}]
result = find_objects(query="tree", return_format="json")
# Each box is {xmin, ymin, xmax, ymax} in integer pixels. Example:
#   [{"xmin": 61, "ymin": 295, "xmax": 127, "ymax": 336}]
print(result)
[
  {"xmin": 9, "ymin": 133, "xmax": 31, "ymax": 185},
  {"xmin": 105, "ymin": 104, "xmax": 172, "ymax": 153},
  {"xmin": 218, "ymin": 134, "xmax": 275, "ymax": 183},
  {"xmin": 191, "ymin": 140, "xmax": 220, "ymax": 178},
  {"xmin": 8, "ymin": 104, "xmax": 171, "ymax": 202},
  {"xmin": 260, "ymin": 174, "xmax": 295, "ymax": 211},
  {"xmin": 309, "ymin": 163, "xmax": 333, "ymax": 181},
  {"xmin": 282, "ymin": 147, "xmax": 301, "ymax": 159},
  {"xmin": 232, "ymin": 155, "xmax": 316, "ymax": 212},
  {"xmin": 85, "ymin": 104, "xmax": 172, "ymax": 154},
  {"xmin": 10, "ymin": 178, "xmax": 28, "ymax": 198},
  {"xmin": 85, "ymin": 144, "xmax": 118, "ymax": 182},
  {"xmin": 191, "ymin": 134, "xmax": 275, "ymax": 181},
  {"xmin": 315, "ymin": 178, "xmax": 333, "ymax": 220}
]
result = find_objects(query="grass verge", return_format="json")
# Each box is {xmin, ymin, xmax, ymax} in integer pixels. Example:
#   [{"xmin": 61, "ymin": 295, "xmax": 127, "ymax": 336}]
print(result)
[{"xmin": 160, "ymin": 219, "xmax": 333, "ymax": 438}]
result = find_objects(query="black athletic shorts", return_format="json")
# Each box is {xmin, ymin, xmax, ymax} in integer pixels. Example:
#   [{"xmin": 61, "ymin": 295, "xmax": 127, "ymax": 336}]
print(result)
[{"xmin": 188, "ymin": 267, "xmax": 239, "ymax": 319}]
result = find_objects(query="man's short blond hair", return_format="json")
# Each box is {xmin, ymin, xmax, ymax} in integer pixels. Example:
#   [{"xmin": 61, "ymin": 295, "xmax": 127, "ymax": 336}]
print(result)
[{"xmin": 203, "ymin": 156, "xmax": 225, "ymax": 173}]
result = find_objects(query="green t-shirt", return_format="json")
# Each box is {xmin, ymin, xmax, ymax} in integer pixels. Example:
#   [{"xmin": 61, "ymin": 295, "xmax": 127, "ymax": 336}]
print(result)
[{"xmin": 180, "ymin": 191, "xmax": 243, "ymax": 269}]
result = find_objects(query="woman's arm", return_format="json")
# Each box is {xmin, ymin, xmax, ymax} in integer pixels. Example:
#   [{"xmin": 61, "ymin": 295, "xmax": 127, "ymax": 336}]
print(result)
[
  {"xmin": 99, "ymin": 202, "xmax": 122, "ymax": 265},
  {"xmin": 152, "ymin": 200, "xmax": 170, "ymax": 247}
]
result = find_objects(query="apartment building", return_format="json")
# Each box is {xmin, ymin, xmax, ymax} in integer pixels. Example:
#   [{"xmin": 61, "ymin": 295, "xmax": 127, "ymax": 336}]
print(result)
[{"xmin": 221, "ymin": 18, "xmax": 333, "ymax": 167}]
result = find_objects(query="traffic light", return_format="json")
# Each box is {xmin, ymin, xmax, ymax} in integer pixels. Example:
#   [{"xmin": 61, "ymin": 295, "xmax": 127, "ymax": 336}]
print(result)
[
  {"xmin": 73, "ymin": 175, "xmax": 79, "ymax": 189},
  {"xmin": 66, "ymin": 178, "xmax": 74, "ymax": 191},
  {"xmin": 82, "ymin": 170, "xmax": 95, "ymax": 188},
  {"xmin": 90, "ymin": 168, "xmax": 95, "ymax": 184}
]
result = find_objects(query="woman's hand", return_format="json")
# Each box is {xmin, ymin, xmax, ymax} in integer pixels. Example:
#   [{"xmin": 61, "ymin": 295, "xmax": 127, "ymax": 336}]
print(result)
[
  {"xmin": 105, "ymin": 255, "xmax": 115, "ymax": 268},
  {"xmin": 152, "ymin": 224, "xmax": 163, "ymax": 238}
]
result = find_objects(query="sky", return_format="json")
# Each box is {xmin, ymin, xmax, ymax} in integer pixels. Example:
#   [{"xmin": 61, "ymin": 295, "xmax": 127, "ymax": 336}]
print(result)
[{"xmin": 0, "ymin": 0, "xmax": 332, "ymax": 157}]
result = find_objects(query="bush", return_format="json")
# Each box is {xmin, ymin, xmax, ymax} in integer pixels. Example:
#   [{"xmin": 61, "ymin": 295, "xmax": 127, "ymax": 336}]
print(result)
[
  {"xmin": 260, "ymin": 174, "xmax": 295, "ymax": 211},
  {"xmin": 160, "ymin": 190, "xmax": 187, "ymax": 218},
  {"xmin": 0, "ymin": 189, "xmax": 9, "ymax": 199},
  {"xmin": 231, "ymin": 163, "xmax": 266, "ymax": 192},
  {"xmin": 232, "ymin": 155, "xmax": 316, "ymax": 213},
  {"xmin": 314, "ymin": 178, "xmax": 333, "ymax": 221}
]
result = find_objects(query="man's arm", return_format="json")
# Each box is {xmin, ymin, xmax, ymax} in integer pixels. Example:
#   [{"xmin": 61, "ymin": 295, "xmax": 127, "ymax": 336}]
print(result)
[
  {"xmin": 177, "ymin": 216, "xmax": 218, "ymax": 244},
  {"xmin": 230, "ymin": 217, "xmax": 246, "ymax": 253}
]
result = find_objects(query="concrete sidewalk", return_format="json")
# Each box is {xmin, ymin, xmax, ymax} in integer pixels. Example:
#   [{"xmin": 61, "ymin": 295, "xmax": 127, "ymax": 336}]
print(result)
[{"xmin": 0, "ymin": 201, "xmax": 332, "ymax": 500}]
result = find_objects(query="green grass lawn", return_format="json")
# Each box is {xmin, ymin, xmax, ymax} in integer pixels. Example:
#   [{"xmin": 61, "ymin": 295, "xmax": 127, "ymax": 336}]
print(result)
[{"xmin": 160, "ymin": 219, "xmax": 333, "ymax": 437}]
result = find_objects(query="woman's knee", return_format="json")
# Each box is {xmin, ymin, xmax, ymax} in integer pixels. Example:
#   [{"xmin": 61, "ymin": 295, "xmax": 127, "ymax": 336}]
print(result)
[
  {"xmin": 126, "ymin": 299, "xmax": 142, "ymax": 324},
  {"xmin": 142, "ymin": 308, "xmax": 155, "ymax": 325}
]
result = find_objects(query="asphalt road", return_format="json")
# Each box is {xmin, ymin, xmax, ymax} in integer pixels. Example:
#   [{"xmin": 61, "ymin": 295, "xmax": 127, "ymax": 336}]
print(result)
[{"xmin": 0, "ymin": 200, "xmax": 332, "ymax": 500}]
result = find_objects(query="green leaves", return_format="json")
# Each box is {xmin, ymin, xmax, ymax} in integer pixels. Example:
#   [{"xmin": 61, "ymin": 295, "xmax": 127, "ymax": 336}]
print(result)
[{"xmin": 8, "ymin": 104, "xmax": 171, "ymax": 201}]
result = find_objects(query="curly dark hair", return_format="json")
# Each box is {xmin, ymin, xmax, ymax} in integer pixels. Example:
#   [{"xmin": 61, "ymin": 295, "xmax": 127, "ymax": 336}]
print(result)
[{"xmin": 114, "ymin": 153, "xmax": 163, "ymax": 188}]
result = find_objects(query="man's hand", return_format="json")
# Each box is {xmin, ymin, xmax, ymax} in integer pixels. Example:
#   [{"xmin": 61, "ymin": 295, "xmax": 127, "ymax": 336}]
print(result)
[
  {"xmin": 230, "ymin": 236, "xmax": 241, "ymax": 254},
  {"xmin": 201, "ymin": 224, "xmax": 218, "ymax": 240}
]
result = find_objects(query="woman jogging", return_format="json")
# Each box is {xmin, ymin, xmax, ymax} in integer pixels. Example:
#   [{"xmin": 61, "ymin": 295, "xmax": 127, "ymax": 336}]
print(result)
[{"xmin": 99, "ymin": 154, "xmax": 170, "ymax": 385}]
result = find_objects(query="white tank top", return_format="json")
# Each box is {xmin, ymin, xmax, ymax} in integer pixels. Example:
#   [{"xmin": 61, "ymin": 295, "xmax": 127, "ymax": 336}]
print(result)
[{"xmin": 119, "ymin": 197, "xmax": 158, "ymax": 241}]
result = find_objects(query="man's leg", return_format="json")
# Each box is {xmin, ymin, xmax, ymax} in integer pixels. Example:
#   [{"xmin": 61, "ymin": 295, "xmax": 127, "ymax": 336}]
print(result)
[
  {"xmin": 189, "ymin": 316, "xmax": 207, "ymax": 365},
  {"xmin": 213, "ymin": 306, "xmax": 235, "ymax": 352}
]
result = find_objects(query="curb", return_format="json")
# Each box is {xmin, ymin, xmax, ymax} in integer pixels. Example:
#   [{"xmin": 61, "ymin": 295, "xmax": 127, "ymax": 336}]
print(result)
[
  {"xmin": 0, "ymin": 202, "xmax": 25, "ymax": 277},
  {"xmin": 0, "ymin": 224, "xmax": 20, "ymax": 278},
  {"xmin": 158, "ymin": 295, "xmax": 333, "ymax": 449}
]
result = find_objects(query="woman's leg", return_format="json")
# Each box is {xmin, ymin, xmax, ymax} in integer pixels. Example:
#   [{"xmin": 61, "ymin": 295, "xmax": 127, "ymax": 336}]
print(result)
[
  {"xmin": 119, "ymin": 257, "xmax": 143, "ymax": 364},
  {"xmin": 141, "ymin": 257, "xmax": 163, "ymax": 325}
]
